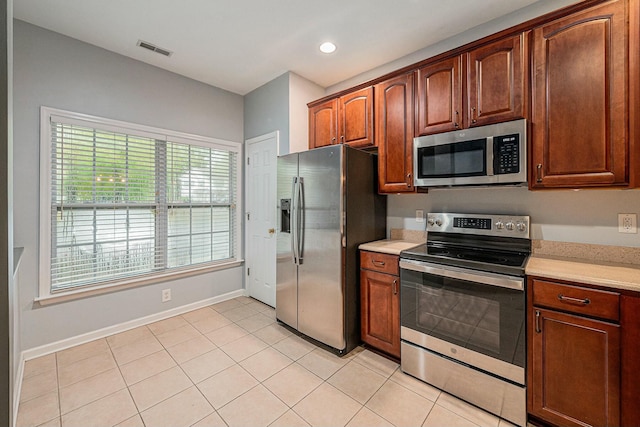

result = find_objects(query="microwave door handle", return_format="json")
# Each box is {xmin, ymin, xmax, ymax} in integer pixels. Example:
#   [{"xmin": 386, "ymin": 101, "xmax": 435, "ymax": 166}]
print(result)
[{"xmin": 486, "ymin": 136, "xmax": 494, "ymax": 176}]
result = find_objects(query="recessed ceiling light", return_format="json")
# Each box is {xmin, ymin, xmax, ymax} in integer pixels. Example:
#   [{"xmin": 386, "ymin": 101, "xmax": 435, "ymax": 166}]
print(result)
[{"xmin": 319, "ymin": 42, "xmax": 337, "ymax": 54}]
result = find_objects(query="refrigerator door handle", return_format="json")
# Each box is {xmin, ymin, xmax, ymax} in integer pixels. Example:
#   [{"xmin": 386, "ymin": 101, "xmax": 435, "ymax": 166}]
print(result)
[
  {"xmin": 291, "ymin": 177, "xmax": 299, "ymax": 265},
  {"xmin": 297, "ymin": 177, "xmax": 305, "ymax": 264}
]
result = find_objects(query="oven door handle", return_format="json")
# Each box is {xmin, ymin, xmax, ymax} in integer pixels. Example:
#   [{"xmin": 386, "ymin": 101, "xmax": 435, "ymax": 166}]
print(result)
[{"xmin": 399, "ymin": 260, "xmax": 524, "ymax": 291}]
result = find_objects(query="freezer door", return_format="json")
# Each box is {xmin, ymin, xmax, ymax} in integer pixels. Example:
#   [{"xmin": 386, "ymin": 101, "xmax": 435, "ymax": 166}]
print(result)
[
  {"xmin": 275, "ymin": 153, "xmax": 298, "ymax": 329},
  {"xmin": 297, "ymin": 146, "xmax": 345, "ymax": 350}
]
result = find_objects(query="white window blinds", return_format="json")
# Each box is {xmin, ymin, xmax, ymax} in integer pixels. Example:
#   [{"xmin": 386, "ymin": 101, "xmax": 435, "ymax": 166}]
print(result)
[{"xmin": 42, "ymin": 108, "xmax": 240, "ymax": 294}]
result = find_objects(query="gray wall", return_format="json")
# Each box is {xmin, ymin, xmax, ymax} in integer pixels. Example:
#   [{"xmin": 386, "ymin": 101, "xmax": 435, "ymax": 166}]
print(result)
[
  {"xmin": 2, "ymin": 1, "xmax": 14, "ymax": 424},
  {"xmin": 244, "ymin": 72, "xmax": 290, "ymax": 154},
  {"xmin": 244, "ymin": 71, "xmax": 324, "ymax": 155},
  {"xmin": 388, "ymin": 188, "xmax": 640, "ymax": 248},
  {"xmin": 13, "ymin": 20, "xmax": 245, "ymax": 351}
]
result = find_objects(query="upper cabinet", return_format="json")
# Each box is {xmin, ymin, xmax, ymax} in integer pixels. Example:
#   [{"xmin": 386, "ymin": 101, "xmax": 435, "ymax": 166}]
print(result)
[
  {"xmin": 467, "ymin": 34, "xmax": 526, "ymax": 127},
  {"xmin": 308, "ymin": 86, "xmax": 374, "ymax": 149},
  {"xmin": 308, "ymin": 98, "xmax": 338, "ymax": 148},
  {"xmin": 415, "ymin": 56, "xmax": 462, "ymax": 135},
  {"xmin": 415, "ymin": 34, "xmax": 525, "ymax": 136},
  {"xmin": 376, "ymin": 73, "xmax": 415, "ymax": 193},
  {"xmin": 529, "ymin": 0, "xmax": 629, "ymax": 188},
  {"xmin": 307, "ymin": 0, "xmax": 639, "ymax": 192}
]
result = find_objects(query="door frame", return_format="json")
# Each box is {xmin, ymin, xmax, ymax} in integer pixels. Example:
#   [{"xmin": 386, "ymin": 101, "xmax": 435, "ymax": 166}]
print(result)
[{"xmin": 244, "ymin": 131, "xmax": 279, "ymax": 304}]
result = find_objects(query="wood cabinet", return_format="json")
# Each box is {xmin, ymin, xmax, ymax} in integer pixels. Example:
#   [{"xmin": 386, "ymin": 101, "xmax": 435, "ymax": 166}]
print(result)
[
  {"xmin": 467, "ymin": 34, "xmax": 525, "ymax": 127},
  {"xmin": 360, "ymin": 251, "xmax": 400, "ymax": 358},
  {"xmin": 415, "ymin": 34, "xmax": 525, "ymax": 136},
  {"xmin": 308, "ymin": 98, "xmax": 338, "ymax": 148},
  {"xmin": 375, "ymin": 73, "xmax": 415, "ymax": 193},
  {"xmin": 415, "ymin": 56, "xmax": 461, "ymax": 136},
  {"xmin": 620, "ymin": 295, "xmax": 640, "ymax": 426},
  {"xmin": 308, "ymin": 86, "xmax": 374, "ymax": 149},
  {"xmin": 530, "ymin": 0, "xmax": 629, "ymax": 188},
  {"xmin": 528, "ymin": 277, "xmax": 621, "ymax": 427}
]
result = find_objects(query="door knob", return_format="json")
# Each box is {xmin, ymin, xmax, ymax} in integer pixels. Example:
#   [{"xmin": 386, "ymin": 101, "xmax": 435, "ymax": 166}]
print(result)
[{"xmin": 268, "ymin": 228, "xmax": 275, "ymax": 234}]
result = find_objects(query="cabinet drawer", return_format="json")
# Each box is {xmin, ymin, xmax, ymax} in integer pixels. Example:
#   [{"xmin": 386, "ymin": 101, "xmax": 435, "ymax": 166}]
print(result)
[
  {"xmin": 531, "ymin": 278, "xmax": 620, "ymax": 322},
  {"xmin": 360, "ymin": 251, "xmax": 399, "ymax": 275}
]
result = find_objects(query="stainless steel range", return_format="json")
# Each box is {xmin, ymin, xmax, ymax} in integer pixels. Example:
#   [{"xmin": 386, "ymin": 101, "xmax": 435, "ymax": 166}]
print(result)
[{"xmin": 400, "ymin": 212, "xmax": 530, "ymax": 427}]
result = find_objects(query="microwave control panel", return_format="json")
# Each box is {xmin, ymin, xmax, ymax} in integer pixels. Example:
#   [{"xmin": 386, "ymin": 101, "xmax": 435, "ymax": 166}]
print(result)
[{"xmin": 494, "ymin": 134, "xmax": 520, "ymax": 174}]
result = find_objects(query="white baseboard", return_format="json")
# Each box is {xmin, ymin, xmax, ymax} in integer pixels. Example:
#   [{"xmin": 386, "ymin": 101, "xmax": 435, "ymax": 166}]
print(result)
[
  {"xmin": 21, "ymin": 288, "xmax": 247, "ymax": 362},
  {"xmin": 13, "ymin": 289, "xmax": 249, "ymax": 426}
]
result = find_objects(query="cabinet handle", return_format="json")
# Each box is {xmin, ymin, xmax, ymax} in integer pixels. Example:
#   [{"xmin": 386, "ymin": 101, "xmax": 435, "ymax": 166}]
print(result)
[
  {"xmin": 393, "ymin": 279, "xmax": 398, "ymax": 295},
  {"xmin": 406, "ymin": 173, "xmax": 412, "ymax": 187},
  {"xmin": 331, "ymin": 137, "xmax": 336, "ymax": 144},
  {"xmin": 536, "ymin": 164, "xmax": 543, "ymax": 183},
  {"xmin": 558, "ymin": 294, "xmax": 591, "ymax": 305},
  {"xmin": 535, "ymin": 310, "xmax": 541, "ymax": 333},
  {"xmin": 372, "ymin": 260, "xmax": 386, "ymax": 267},
  {"xmin": 471, "ymin": 107, "xmax": 477, "ymax": 124},
  {"xmin": 454, "ymin": 111, "xmax": 460, "ymax": 128},
  {"xmin": 340, "ymin": 135, "xmax": 345, "ymax": 143}
]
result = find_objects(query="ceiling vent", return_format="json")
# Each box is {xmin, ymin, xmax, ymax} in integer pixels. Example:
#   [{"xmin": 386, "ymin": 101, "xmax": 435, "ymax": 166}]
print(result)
[{"xmin": 137, "ymin": 40, "xmax": 173, "ymax": 57}]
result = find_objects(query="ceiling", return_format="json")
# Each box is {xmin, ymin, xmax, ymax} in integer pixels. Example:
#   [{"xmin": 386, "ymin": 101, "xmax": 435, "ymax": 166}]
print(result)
[{"xmin": 14, "ymin": 0, "xmax": 545, "ymax": 95}]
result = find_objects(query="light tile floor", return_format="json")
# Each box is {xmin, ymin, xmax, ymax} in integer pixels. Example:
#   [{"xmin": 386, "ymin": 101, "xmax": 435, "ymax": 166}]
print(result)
[{"xmin": 17, "ymin": 296, "xmax": 516, "ymax": 427}]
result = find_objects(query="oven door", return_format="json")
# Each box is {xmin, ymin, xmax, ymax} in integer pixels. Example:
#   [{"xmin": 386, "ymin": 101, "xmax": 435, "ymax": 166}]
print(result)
[{"xmin": 399, "ymin": 259, "xmax": 525, "ymax": 384}]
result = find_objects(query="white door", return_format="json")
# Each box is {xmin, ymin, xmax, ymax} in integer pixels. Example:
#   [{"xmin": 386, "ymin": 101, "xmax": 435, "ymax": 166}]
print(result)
[{"xmin": 245, "ymin": 132, "xmax": 278, "ymax": 307}]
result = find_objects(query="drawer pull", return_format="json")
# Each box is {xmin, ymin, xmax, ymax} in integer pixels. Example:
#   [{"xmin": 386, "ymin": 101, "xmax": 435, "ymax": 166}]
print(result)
[
  {"xmin": 558, "ymin": 294, "xmax": 590, "ymax": 305},
  {"xmin": 372, "ymin": 260, "xmax": 386, "ymax": 267}
]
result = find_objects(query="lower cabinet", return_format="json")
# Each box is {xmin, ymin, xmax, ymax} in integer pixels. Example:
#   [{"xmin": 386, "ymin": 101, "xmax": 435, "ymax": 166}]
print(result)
[
  {"xmin": 527, "ymin": 277, "xmax": 621, "ymax": 427},
  {"xmin": 360, "ymin": 251, "xmax": 400, "ymax": 358}
]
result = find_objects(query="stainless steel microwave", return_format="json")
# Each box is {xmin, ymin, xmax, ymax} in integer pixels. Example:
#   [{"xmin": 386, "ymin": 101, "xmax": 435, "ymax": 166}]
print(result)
[{"xmin": 413, "ymin": 119, "xmax": 527, "ymax": 187}]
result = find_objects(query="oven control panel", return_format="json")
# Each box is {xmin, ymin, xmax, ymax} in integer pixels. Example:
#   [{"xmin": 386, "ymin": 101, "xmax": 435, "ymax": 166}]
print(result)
[{"xmin": 427, "ymin": 213, "xmax": 530, "ymax": 238}]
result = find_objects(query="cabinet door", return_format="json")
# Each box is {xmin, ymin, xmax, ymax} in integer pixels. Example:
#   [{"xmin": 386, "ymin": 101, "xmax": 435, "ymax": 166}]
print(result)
[
  {"xmin": 467, "ymin": 34, "xmax": 525, "ymax": 128},
  {"xmin": 530, "ymin": 0, "xmax": 628, "ymax": 188},
  {"xmin": 415, "ymin": 56, "xmax": 462, "ymax": 136},
  {"xmin": 375, "ymin": 73, "xmax": 415, "ymax": 193},
  {"xmin": 621, "ymin": 295, "xmax": 640, "ymax": 426},
  {"xmin": 529, "ymin": 308, "xmax": 620, "ymax": 427},
  {"xmin": 308, "ymin": 98, "xmax": 338, "ymax": 149},
  {"xmin": 339, "ymin": 86, "xmax": 374, "ymax": 148},
  {"xmin": 360, "ymin": 268, "xmax": 400, "ymax": 358}
]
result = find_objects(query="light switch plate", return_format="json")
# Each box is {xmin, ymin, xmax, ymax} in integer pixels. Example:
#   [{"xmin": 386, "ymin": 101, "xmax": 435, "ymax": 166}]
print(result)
[
  {"xmin": 618, "ymin": 213, "xmax": 637, "ymax": 233},
  {"xmin": 416, "ymin": 210, "xmax": 424, "ymax": 222}
]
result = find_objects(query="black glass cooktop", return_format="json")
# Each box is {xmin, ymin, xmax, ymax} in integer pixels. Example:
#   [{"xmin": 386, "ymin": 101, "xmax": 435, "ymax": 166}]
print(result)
[{"xmin": 401, "ymin": 235, "xmax": 530, "ymax": 277}]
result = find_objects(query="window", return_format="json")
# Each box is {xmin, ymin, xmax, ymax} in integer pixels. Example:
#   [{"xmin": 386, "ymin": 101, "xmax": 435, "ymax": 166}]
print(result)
[{"xmin": 39, "ymin": 107, "xmax": 241, "ymax": 298}]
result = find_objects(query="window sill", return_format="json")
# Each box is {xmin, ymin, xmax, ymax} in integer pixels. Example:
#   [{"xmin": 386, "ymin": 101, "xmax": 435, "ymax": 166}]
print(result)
[{"xmin": 35, "ymin": 259, "xmax": 244, "ymax": 306}]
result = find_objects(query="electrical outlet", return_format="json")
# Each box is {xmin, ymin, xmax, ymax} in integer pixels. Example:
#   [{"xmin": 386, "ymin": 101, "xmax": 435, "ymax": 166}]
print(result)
[
  {"xmin": 161, "ymin": 289, "xmax": 171, "ymax": 302},
  {"xmin": 618, "ymin": 213, "xmax": 637, "ymax": 234},
  {"xmin": 416, "ymin": 209, "xmax": 424, "ymax": 223}
]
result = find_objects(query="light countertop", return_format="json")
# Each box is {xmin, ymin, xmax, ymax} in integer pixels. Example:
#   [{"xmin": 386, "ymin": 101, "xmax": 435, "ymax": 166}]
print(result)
[
  {"xmin": 359, "ymin": 239, "xmax": 421, "ymax": 255},
  {"xmin": 361, "ymin": 234, "xmax": 640, "ymax": 294},
  {"xmin": 526, "ymin": 255, "xmax": 640, "ymax": 293}
]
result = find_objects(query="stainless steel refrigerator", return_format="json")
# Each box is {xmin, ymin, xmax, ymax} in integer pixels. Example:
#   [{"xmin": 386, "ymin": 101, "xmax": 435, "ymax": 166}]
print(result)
[{"xmin": 276, "ymin": 145, "xmax": 386, "ymax": 355}]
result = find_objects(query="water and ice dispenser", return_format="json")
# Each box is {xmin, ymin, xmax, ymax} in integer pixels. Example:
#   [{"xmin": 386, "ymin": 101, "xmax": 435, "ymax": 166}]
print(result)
[{"xmin": 280, "ymin": 199, "xmax": 291, "ymax": 233}]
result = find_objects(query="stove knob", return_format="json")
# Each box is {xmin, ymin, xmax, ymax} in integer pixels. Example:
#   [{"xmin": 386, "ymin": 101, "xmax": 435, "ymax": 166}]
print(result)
[
  {"xmin": 427, "ymin": 218, "xmax": 435, "ymax": 226},
  {"xmin": 435, "ymin": 219, "xmax": 442, "ymax": 226},
  {"xmin": 495, "ymin": 221, "xmax": 504, "ymax": 230},
  {"xmin": 505, "ymin": 221, "xmax": 515, "ymax": 231},
  {"xmin": 516, "ymin": 222, "xmax": 527, "ymax": 232}
]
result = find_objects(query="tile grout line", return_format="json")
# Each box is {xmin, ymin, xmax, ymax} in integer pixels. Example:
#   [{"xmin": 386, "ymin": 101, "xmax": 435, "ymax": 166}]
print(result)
[
  {"xmin": 106, "ymin": 336, "xmax": 145, "ymax": 426},
  {"xmin": 19, "ymin": 298, "xmax": 500, "ymax": 427}
]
